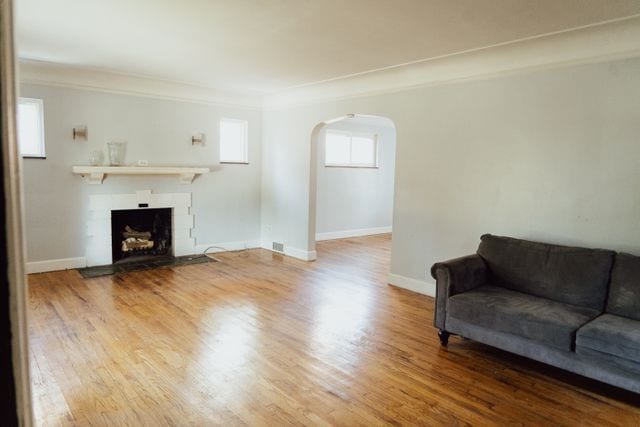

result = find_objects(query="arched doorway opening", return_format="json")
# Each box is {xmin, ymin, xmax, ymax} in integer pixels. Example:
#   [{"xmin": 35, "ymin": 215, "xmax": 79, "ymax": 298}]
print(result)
[{"xmin": 308, "ymin": 114, "xmax": 397, "ymax": 259}]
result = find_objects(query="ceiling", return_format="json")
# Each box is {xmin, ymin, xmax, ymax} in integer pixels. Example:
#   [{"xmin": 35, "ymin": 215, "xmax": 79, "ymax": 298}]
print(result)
[{"xmin": 15, "ymin": 0, "xmax": 640, "ymax": 95}]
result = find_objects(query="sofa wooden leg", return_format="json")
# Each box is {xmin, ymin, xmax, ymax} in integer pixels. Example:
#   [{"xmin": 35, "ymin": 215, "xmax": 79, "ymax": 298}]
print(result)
[{"xmin": 438, "ymin": 330, "xmax": 450, "ymax": 346}]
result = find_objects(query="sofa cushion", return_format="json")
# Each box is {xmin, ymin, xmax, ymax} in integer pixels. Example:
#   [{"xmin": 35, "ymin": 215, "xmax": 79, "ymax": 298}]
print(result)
[
  {"xmin": 607, "ymin": 253, "xmax": 640, "ymax": 321},
  {"xmin": 576, "ymin": 345, "xmax": 640, "ymax": 374},
  {"xmin": 447, "ymin": 285, "xmax": 600, "ymax": 351},
  {"xmin": 477, "ymin": 234, "xmax": 614, "ymax": 310},
  {"xmin": 576, "ymin": 314, "xmax": 640, "ymax": 363}
]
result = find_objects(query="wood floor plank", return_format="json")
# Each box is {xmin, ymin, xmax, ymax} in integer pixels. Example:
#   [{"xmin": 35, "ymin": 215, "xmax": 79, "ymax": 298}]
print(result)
[{"xmin": 28, "ymin": 234, "xmax": 640, "ymax": 426}]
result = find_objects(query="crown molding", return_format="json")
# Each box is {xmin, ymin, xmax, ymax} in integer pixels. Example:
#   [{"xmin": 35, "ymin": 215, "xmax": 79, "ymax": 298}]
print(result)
[
  {"xmin": 17, "ymin": 16, "xmax": 640, "ymax": 112},
  {"xmin": 18, "ymin": 60, "xmax": 264, "ymax": 110},
  {"xmin": 264, "ymin": 16, "xmax": 640, "ymax": 110}
]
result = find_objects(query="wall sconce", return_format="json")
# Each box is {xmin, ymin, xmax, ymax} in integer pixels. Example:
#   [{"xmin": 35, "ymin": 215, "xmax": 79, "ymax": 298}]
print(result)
[
  {"xmin": 191, "ymin": 133, "xmax": 205, "ymax": 146},
  {"xmin": 73, "ymin": 126, "xmax": 88, "ymax": 140}
]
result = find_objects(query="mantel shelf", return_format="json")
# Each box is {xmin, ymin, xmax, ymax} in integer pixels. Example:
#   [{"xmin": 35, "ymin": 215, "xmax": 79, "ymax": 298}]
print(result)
[{"xmin": 72, "ymin": 166, "xmax": 211, "ymax": 184}]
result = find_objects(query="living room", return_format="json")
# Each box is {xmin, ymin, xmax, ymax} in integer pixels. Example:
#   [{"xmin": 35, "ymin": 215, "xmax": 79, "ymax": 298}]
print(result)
[{"xmin": 2, "ymin": 1, "xmax": 640, "ymax": 425}]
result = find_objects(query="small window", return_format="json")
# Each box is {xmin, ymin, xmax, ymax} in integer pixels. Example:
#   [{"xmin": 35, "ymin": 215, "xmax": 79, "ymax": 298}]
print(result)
[
  {"xmin": 219, "ymin": 118, "xmax": 248, "ymax": 163},
  {"xmin": 18, "ymin": 97, "xmax": 45, "ymax": 158},
  {"xmin": 325, "ymin": 130, "xmax": 377, "ymax": 167}
]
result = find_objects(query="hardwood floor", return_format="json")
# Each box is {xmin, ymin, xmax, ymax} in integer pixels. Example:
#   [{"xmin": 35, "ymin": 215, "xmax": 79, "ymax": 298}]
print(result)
[{"xmin": 28, "ymin": 234, "xmax": 640, "ymax": 426}]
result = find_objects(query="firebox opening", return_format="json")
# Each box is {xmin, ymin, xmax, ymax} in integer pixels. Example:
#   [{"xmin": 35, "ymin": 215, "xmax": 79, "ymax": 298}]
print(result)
[{"xmin": 111, "ymin": 208, "xmax": 172, "ymax": 264}]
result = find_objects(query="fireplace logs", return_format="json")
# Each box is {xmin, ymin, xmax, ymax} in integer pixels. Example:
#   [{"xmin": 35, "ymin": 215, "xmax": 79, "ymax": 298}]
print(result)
[
  {"xmin": 122, "ymin": 225, "xmax": 152, "ymax": 240},
  {"xmin": 111, "ymin": 208, "xmax": 172, "ymax": 263}
]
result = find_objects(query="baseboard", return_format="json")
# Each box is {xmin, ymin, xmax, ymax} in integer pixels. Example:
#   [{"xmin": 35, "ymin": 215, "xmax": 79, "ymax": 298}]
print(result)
[
  {"xmin": 388, "ymin": 273, "xmax": 436, "ymax": 297},
  {"xmin": 26, "ymin": 257, "xmax": 87, "ymax": 274},
  {"xmin": 316, "ymin": 226, "xmax": 392, "ymax": 241},
  {"xmin": 26, "ymin": 241, "xmax": 261, "ymax": 274},
  {"xmin": 195, "ymin": 240, "xmax": 261, "ymax": 254},
  {"xmin": 285, "ymin": 246, "xmax": 317, "ymax": 261},
  {"xmin": 260, "ymin": 242, "xmax": 317, "ymax": 261}
]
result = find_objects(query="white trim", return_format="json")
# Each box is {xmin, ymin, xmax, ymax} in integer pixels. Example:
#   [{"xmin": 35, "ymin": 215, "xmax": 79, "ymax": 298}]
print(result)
[
  {"xmin": 388, "ymin": 273, "xmax": 436, "ymax": 297},
  {"xmin": 16, "ymin": 17, "xmax": 640, "ymax": 111},
  {"xmin": 18, "ymin": 59, "xmax": 263, "ymax": 110},
  {"xmin": 285, "ymin": 247, "xmax": 317, "ymax": 261},
  {"xmin": 260, "ymin": 242, "xmax": 317, "ymax": 261},
  {"xmin": 260, "ymin": 239, "xmax": 275, "ymax": 252},
  {"xmin": 195, "ymin": 240, "xmax": 261, "ymax": 254},
  {"xmin": 265, "ymin": 16, "xmax": 640, "ymax": 109},
  {"xmin": 316, "ymin": 226, "xmax": 392, "ymax": 241},
  {"xmin": 72, "ymin": 166, "xmax": 210, "ymax": 185},
  {"xmin": 26, "ymin": 257, "xmax": 87, "ymax": 274},
  {"xmin": 25, "ymin": 241, "xmax": 264, "ymax": 273}
]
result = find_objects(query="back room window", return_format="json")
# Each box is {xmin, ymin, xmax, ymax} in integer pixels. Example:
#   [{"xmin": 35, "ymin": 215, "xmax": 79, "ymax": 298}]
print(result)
[
  {"xmin": 18, "ymin": 97, "xmax": 46, "ymax": 158},
  {"xmin": 325, "ymin": 130, "xmax": 377, "ymax": 167}
]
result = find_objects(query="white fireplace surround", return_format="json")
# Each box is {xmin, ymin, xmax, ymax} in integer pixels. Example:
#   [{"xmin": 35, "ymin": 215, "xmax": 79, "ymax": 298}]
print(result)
[{"xmin": 87, "ymin": 190, "xmax": 195, "ymax": 266}]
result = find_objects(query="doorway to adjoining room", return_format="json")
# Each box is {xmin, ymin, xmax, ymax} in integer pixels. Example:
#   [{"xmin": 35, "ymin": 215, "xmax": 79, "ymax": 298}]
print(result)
[{"xmin": 310, "ymin": 114, "xmax": 397, "ymax": 259}]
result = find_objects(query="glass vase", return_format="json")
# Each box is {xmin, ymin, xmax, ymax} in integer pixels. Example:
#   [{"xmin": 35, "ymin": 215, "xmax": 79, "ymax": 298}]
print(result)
[
  {"xmin": 89, "ymin": 150, "xmax": 104, "ymax": 166},
  {"xmin": 107, "ymin": 141, "xmax": 126, "ymax": 166}
]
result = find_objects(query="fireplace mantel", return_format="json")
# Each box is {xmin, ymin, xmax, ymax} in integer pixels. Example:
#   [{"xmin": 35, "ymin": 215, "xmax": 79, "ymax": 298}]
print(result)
[{"xmin": 72, "ymin": 166, "xmax": 210, "ymax": 184}]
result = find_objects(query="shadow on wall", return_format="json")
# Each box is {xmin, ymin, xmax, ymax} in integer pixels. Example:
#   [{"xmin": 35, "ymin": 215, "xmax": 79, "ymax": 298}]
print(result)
[{"xmin": 309, "ymin": 114, "xmax": 397, "ymax": 252}]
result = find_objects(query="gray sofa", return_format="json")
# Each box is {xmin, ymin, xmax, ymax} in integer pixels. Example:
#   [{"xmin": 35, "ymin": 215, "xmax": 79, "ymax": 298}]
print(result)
[{"xmin": 431, "ymin": 234, "xmax": 640, "ymax": 393}]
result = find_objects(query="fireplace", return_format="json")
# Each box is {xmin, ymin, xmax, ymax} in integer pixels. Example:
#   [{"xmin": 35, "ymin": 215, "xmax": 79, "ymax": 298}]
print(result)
[
  {"xmin": 86, "ymin": 191, "xmax": 195, "ymax": 267},
  {"xmin": 111, "ymin": 208, "xmax": 172, "ymax": 263}
]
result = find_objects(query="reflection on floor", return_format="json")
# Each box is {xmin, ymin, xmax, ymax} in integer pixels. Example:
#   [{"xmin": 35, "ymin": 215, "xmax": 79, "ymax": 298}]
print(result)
[{"xmin": 28, "ymin": 234, "xmax": 640, "ymax": 425}]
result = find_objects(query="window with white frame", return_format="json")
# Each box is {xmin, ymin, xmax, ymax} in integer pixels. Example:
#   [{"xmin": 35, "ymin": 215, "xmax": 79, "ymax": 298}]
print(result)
[
  {"xmin": 219, "ymin": 118, "xmax": 248, "ymax": 163},
  {"xmin": 325, "ymin": 130, "xmax": 377, "ymax": 167},
  {"xmin": 17, "ymin": 97, "xmax": 46, "ymax": 158}
]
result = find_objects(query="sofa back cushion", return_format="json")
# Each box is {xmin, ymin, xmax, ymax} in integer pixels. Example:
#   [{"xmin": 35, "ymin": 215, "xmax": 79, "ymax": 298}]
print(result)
[
  {"xmin": 607, "ymin": 253, "xmax": 640, "ymax": 320},
  {"xmin": 477, "ymin": 234, "xmax": 614, "ymax": 310}
]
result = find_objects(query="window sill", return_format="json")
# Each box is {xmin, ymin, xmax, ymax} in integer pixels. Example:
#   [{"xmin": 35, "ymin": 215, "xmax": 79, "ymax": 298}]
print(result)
[
  {"xmin": 324, "ymin": 165, "xmax": 379, "ymax": 169},
  {"xmin": 220, "ymin": 161, "xmax": 250, "ymax": 165}
]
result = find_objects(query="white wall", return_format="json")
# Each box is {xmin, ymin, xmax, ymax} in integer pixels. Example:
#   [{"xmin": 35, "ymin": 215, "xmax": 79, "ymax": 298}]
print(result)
[
  {"xmin": 19, "ymin": 55, "xmax": 640, "ymax": 290},
  {"xmin": 261, "ymin": 57, "xmax": 640, "ymax": 293},
  {"xmin": 20, "ymin": 84, "xmax": 262, "ymax": 264},
  {"xmin": 316, "ymin": 117, "xmax": 396, "ymax": 238}
]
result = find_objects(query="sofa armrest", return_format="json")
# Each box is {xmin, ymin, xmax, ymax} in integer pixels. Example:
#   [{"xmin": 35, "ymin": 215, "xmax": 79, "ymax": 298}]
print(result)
[{"xmin": 431, "ymin": 254, "xmax": 488, "ymax": 330}]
